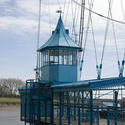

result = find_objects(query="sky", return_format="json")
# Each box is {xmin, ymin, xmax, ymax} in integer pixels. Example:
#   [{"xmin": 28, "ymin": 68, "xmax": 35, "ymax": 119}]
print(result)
[{"xmin": 0, "ymin": 0, "xmax": 125, "ymax": 81}]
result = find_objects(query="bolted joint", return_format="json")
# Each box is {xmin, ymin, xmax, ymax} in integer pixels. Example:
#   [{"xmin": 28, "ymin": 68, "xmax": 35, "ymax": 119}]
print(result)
[
  {"xmin": 122, "ymin": 60, "xmax": 125, "ymax": 65},
  {"xmin": 100, "ymin": 64, "xmax": 102, "ymax": 69},
  {"xmin": 118, "ymin": 61, "xmax": 120, "ymax": 66},
  {"xmin": 96, "ymin": 65, "xmax": 98, "ymax": 69},
  {"xmin": 97, "ymin": 75, "xmax": 101, "ymax": 80},
  {"xmin": 119, "ymin": 73, "xmax": 123, "ymax": 77}
]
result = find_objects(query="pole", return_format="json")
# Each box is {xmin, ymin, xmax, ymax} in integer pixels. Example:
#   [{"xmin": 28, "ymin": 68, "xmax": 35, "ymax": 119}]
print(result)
[
  {"xmin": 90, "ymin": 90, "xmax": 93, "ymax": 125},
  {"xmin": 36, "ymin": 0, "xmax": 41, "ymax": 80},
  {"xmin": 50, "ymin": 89, "xmax": 54, "ymax": 125}
]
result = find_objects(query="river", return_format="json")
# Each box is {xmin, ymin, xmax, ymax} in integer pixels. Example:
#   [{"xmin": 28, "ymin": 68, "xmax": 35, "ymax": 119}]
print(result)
[{"xmin": 0, "ymin": 105, "xmax": 23, "ymax": 125}]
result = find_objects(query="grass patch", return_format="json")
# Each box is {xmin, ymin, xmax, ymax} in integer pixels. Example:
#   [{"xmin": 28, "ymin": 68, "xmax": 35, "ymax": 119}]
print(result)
[{"xmin": 0, "ymin": 97, "xmax": 20, "ymax": 104}]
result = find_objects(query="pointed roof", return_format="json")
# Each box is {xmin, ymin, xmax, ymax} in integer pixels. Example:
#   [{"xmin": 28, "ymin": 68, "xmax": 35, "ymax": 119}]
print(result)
[{"xmin": 38, "ymin": 15, "xmax": 82, "ymax": 51}]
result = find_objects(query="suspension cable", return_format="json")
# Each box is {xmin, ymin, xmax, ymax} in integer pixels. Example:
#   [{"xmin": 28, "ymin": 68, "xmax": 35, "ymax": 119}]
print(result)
[
  {"xmin": 108, "ymin": 0, "xmax": 120, "ymax": 63},
  {"xmin": 120, "ymin": 0, "xmax": 125, "ymax": 61},
  {"xmin": 118, "ymin": 0, "xmax": 125, "ymax": 77},
  {"xmin": 71, "ymin": 0, "xmax": 76, "ymax": 35},
  {"xmin": 89, "ymin": 0, "xmax": 98, "ymax": 66},
  {"xmin": 79, "ymin": 0, "xmax": 85, "ymax": 46},
  {"xmin": 72, "ymin": 0, "xmax": 125, "ymax": 24},
  {"xmin": 123, "ymin": 52, "xmax": 125, "ymax": 60},
  {"xmin": 57, "ymin": 0, "xmax": 61, "ymax": 10},
  {"xmin": 107, "ymin": 0, "xmax": 121, "ymax": 74},
  {"xmin": 95, "ymin": 0, "xmax": 113, "ymax": 79},
  {"xmin": 64, "ymin": 0, "xmax": 70, "ymax": 26},
  {"xmin": 63, "ymin": 0, "xmax": 67, "ymax": 19},
  {"xmin": 80, "ymin": 0, "xmax": 94, "ymax": 77},
  {"xmin": 36, "ymin": 0, "xmax": 42, "ymax": 80},
  {"xmin": 100, "ymin": 0, "xmax": 112, "ymax": 65},
  {"xmin": 120, "ymin": 0, "xmax": 125, "ymax": 21}
]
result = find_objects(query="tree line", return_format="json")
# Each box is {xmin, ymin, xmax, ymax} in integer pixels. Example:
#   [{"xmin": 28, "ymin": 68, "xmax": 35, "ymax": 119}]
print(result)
[{"xmin": 0, "ymin": 78, "xmax": 24, "ymax": 97}]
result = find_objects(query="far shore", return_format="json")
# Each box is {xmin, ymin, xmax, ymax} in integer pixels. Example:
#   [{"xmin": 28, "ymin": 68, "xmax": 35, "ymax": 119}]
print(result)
[
  {"xmin": 0, "ymin": 103, "xmax": 20, "ymax": 111},
  {"xmin": 0, "ymin": 97, "xmax": 20, "ymax": 110}
]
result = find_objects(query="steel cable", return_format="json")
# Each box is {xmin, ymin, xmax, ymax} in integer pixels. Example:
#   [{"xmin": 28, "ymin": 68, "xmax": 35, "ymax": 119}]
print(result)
[
  {"xmin": 72, "ymin": 0, "xmax": 125, "ymax": 24},
  {"xmin": 80, "ymin": 0, "xmax": 94, "ymax": 77},
  {"xmin": 36, "ymin": 0, "xmax": 42, "ymax": 80}
]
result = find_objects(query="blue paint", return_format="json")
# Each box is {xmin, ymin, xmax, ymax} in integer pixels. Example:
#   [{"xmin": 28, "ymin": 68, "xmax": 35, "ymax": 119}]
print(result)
[{"xmin": 18, "ymin": 14, "xmax": 125, "ymax": 125}]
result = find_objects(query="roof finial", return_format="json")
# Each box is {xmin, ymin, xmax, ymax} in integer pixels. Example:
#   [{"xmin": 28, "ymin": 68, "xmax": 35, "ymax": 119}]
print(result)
[{"xmin": 56, "ymin": 9, "xmax": 63, "ymax": 16}]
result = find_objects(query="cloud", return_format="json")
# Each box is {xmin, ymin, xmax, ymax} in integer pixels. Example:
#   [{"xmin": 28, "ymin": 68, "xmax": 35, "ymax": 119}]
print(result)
[
  {"xmin": 0, "ymin": 0, "xmax": 125, "ymax": 80},
  {"xmin": 0, "ymin": 16, "xmax": 55, "ymax": 36}
]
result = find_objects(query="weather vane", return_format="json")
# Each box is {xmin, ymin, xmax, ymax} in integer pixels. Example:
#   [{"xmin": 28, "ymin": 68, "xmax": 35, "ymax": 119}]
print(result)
[{"xmin": 56, "ymin": 9, "xmax": 63, "ymax": 15}]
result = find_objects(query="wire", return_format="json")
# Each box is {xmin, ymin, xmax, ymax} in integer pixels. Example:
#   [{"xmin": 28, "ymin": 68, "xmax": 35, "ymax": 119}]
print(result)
[
  {"xmin": 123, "ymin": 52, "xmax": 125, "ymax": 60},
  {"xmin": 71, "ymin": 0, "xmax": 76, "ymax": 35},
  {"xmin": 120, "ymin": 0, "xmax": 125, "ymax": 21},
  {"xmin": 36, "ymin": 0, "xmax": 42, "ymax": 80},
  {"xmin": 107, "ymin": 0, "xmax": 120, "ymax": 72},
  {"xmin": 63, "ymin": 0, "xmax": 67, "ymax": 19},
  {"xmin": 120, "ymin": 0, "xmax": 125, "ymax": 61},
  {"xmin": 47, "ymin": 0, "xmax": 52, "ymax": 32},
  {"xmin": 71, "ymin": 0, "xmax": 78, "ymax": 36},
  {"xmin": 90, "ymin": 12, "xmax": 98, "ymax": 66},
  {"xmin": 100, "ymin": 0, "xmax": 113, "ymax": 65},
  {"xmin": 64, "ymin": 0, "xmax": 70, "ymax": 26},
  {"xmin": 57, "ymin": 0, "xmax": 61, "ymax": 10},
  {"xmin": 72, "ymin": 0, "xmax": 125, "ymax": 24},
  {"xmin": 80, "ymin": 0, "xmax": 94, "ymax": 77}
]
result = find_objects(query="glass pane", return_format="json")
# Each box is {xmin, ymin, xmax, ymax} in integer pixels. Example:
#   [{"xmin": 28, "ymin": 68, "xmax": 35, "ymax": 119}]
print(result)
[
  {"xmin": 54, "ymin": 49, "xmax": 59, "ymax": 64},
  {"xmin": 43, "ymin": 52, "xmax": 46, "ymax": 66},
  {"xmin": 59, "ymin": 50, "xmax": 63, "ymax": 64},
  {"xmin": 45, "ymin": 51, "xmax": 47, "ymax": 65},
  {"xmin": 45, "ymin": 50, "xmax": 49, "ymax": 65},
  {"xmin": 64, "ymin": 50, "xmax": 68, "ymax": 65},
  {"xmin": 41, "ymin": 53, "xmax": 43, "ymax": 67},
  {"xmin": 73, "ymin": 51, "xmax": 77, "ymax": 65},
  {"xmin": 50, "ymin": 50, "xmax": 54, "ymax": 64},
  {"xmin": 69, "ymin": 51, "xmax": 72, "ymax": 65}
]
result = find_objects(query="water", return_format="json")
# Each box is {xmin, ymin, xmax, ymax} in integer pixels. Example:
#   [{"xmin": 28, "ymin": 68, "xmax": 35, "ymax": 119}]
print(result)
[{"xmin": 0, "ymin": 106, "xmax": 23, "ymax": 125}]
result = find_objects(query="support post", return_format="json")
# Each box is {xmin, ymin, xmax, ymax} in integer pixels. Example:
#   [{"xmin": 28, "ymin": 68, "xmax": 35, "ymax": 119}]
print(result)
[
  {"xmin": 82, "ymin": 91, "xmax": 84, "ymax": 121},
  {"xmin": 107, "ymin": 106, "xmax": 110, "ymax": 125},
  {"xmin": 78, "ymin": 91, "xmax": 81, "ymax": 125},
  {"xmin": 97, "ymin": 106, "xmax": 100, "ymax": 125},
  {"xmin": 59, "ymin": 92, "xmax": 62, "ymax": 125},
  {"xmin": 50, "ymin": 89, "xmax": 54, "ymax": 125},
  {"xmin": 24, "ymin": 82, "xmax": 28, "ymax": 125},
  {"xmin": 74, "ymin": 91, "xmax": 76, "ymax": 120},
  {"xmin": 114, "ymin": 91, "xmax": 118, "ymax": 125},
  {"xmin": 67, "ymin": 92, "xmax": 70, "ymax": 125},
  {"xmin": 45, "ymin": 101, "xmax": 47, "ymax": 124},
  {"xmin": 90, "ymin": 90, "xmax": 93, "ymax": 125},
  {"xmin": 37, "ymin": 80, "xmax": 41, "ymax": 125},
  {"xmin": 29, "ymin": 81, "xmax": 33, "ymax": 125}
]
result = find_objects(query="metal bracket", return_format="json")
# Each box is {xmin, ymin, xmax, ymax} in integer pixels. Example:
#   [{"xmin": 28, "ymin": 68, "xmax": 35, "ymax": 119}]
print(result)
[
  {"xmin": 96, "ymin": 64, "xmax": 102, "ymax": 80},
  {"xmin": 118, "ymin": 60, "xmax": 125, "ymax": 77}
]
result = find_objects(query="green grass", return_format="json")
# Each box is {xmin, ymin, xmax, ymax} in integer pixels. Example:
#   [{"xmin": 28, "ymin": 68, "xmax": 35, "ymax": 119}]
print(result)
[{"xmin": 0, "ymin": 97, "xmax": 20, "ymax": 104}]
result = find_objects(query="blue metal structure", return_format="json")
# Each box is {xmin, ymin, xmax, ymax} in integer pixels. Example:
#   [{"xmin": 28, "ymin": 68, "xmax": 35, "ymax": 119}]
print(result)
[
  {"xmin": 19, "ymin": 15, "xmax": 125, "ymax": 125},
  {"xmin": 37, "ymin": 15, "xmax": 82, "ymax": 82}
]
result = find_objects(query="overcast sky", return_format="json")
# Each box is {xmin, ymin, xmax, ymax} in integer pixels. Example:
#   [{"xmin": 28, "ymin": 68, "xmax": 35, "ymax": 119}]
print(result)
[{"xmin": 0, "ymin": 0, "xmax": 125, "ymax": 81}]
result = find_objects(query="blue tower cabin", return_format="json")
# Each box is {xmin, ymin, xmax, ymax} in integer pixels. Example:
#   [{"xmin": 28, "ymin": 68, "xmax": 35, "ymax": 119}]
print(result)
[
  {"xmin": 19, "ymin": 15, "xmax": 125, "ymax": 125},
  {"xmin": 37, "ymin": 15, "xmax": 82, "ymax": 82}
]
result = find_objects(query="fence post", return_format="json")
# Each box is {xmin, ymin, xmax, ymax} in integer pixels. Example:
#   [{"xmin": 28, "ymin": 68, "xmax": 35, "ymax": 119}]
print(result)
[{"xmin": 90, "ymin": 90, "xmax": 93, "ymax": 125}]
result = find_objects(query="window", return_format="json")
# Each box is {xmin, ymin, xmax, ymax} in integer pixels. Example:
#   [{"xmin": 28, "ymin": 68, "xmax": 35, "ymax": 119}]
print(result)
[
  {"xmin": 73, "ymin": 51, "xmax": 77, "ymax": 65},
  {"xmin": 43, "ymin": 51, "xmax": 46, "ymax": 66},
  {"xmin": 69, "ymin": 51, "xmax": 72, "ymax": 65},
  {"xmin": 41, "ymin": 53, "xmax": 43, "ymax": 67},
  {"xmin": 50, "ymin": 50, "xmax": 54, "ymax": 64},
  {"xmin": 59, "ymin": 49, "xmax": 63, "ymax": 64},
  {"xmin": 54, "ymin": 49, "xmax": 59, "ymax": 64},
  {"xmin": 64, "ymin": 50, "xmax": 68, "ymax": 65},
  {"xmin": 46, "ymin": 50, "xmax": 49, "ymax": 65}
]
